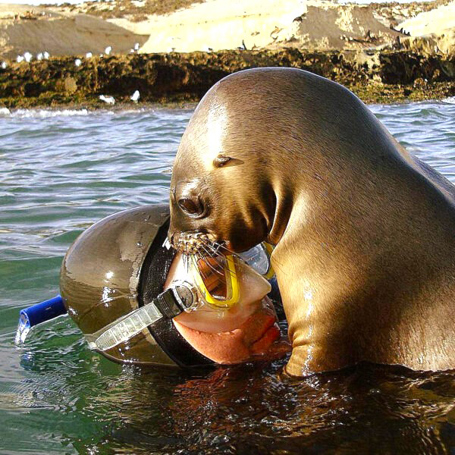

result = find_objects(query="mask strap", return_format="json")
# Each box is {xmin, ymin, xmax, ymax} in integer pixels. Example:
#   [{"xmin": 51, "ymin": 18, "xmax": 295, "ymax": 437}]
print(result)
[{"xmin": 86, "ymin": 284, "xmax": 196, "ymax": 352}]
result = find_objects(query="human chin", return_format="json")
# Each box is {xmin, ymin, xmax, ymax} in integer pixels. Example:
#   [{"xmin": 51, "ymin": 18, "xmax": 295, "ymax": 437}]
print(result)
[{"xmin": 172, "ymin": 297, "xmax": 282, "ymax": 365}]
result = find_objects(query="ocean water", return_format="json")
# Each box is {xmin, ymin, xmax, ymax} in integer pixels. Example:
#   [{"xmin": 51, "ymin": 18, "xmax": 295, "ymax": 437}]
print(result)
[{"xmin": 0, "ymin": 101, "xmax": 454, "ymax": 454}]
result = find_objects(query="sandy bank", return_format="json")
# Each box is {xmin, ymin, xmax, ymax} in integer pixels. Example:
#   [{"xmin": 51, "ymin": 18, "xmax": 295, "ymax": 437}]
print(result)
[
  {"xmin": 110, "ymin": 0, "xmax": 404, "ymax": 53},
  {"xmin": 398, "ymin": 0, "xmax": 455, "ymax": 54},
  {"xmin": 0, "ymin": 0, "xmax": 451, "ymax": 60},
  {"xmin": 114, "ymin": 0, "xmax": 305, "ymax": 52},
  {"xmin": 399, "ymin": 1, "xmax": 455, "ymax": 36},
  {"xmin": 0, "ymin": 4, "xmax": 148, "ymax": 60}
]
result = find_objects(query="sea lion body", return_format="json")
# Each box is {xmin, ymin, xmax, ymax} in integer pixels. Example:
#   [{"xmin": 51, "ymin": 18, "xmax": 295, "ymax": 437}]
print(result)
[{"xmin": 169, "ymin": 68, "xmax": 455, "ymax": 376}]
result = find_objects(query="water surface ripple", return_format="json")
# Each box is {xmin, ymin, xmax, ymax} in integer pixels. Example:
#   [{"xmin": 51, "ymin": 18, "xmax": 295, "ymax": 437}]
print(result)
[{"xmin": 0, "ymin": 102, "xmax": 454, "ymax": 454}]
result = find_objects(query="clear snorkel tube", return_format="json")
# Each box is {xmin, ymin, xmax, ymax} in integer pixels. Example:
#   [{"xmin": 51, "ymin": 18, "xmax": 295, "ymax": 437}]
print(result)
[{"xmin": 85, "ymin": 283, "xmax": 198, "ymax": 352}]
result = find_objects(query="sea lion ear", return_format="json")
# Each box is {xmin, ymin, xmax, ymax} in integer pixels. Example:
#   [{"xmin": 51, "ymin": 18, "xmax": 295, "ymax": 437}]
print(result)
[{"xmin": 213, "ymin": 154, "xmax": 244, "ymax": 168}]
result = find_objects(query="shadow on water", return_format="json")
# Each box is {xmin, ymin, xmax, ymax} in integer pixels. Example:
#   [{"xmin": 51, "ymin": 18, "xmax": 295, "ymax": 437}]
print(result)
[
  {"xmin": 62, "ymin": 360, "xmax": 455, "ymax": 454},
  {"xmin": 17, "ymin": 330, "xmax": 454, "ymax": 455}
]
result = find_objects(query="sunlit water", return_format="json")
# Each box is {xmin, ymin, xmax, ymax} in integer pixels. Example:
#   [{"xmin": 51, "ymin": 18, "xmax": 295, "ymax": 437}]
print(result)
[{"xmin": 1, "ymin": 101, "xmax": 454, "ymax": 454}]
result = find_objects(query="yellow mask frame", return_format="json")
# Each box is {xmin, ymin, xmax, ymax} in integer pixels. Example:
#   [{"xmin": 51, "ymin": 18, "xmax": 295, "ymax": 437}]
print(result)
[{"xmin": 190, "ymin": 254, "xmax": 240, "ymax": 309}]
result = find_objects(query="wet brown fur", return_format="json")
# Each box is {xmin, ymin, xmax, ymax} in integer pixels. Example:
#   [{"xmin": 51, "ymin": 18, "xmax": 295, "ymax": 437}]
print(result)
[{"xmin": 169, "ymin": 68, "xmax": 455, "ymax": 377}]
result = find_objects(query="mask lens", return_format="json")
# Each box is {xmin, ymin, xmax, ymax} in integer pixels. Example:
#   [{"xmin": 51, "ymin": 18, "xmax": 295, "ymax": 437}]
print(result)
[
  {"xmin": 196, "ymin": 256, "xmax": 228, "ymax": 300},
  {"xmin": 175, "ymin": 255, "xmax": 273, "ymax": 333},
  {"xmin": 239, "ymin": 245, "xmax": 269, "ymax": 276},
  {"xmin": 192, "ymin": 254, "xmax": 238, "ymax": 308},
  {"xmin": 238, "ymin": 243, "xmax": 274, "ymax": 279}
]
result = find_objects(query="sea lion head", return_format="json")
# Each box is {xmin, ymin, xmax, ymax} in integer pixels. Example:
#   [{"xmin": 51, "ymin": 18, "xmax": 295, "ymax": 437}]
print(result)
[
  {"xmin": 169, "ymin": 69, "xmax": 294, "ymax": 253},
  {"xmin": 169, "ymin": 67, "xmax": 360, "ymax": 254}
]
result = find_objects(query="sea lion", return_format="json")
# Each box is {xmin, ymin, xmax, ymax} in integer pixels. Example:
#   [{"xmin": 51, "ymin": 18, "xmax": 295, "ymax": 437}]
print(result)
[{"xmin": 168, "ymin": 67, "xmax": 455, "ymax": 377}]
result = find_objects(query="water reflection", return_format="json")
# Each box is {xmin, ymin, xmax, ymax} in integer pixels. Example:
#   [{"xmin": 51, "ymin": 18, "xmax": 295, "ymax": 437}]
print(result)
[{"xmin": 23, "ymin": 351, "xmax": 451, "ymax": 454}]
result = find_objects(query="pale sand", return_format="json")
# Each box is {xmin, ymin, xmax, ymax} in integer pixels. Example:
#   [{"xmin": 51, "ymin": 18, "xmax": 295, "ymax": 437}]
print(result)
[
  {"xmin": 295, "ymin": 4, "xmax": 401, "ymax": 50},
  {"xmin": 110, "ymin": 0, "xmax": 402, "ymax": 53},
  {"xmin": 0, "ymin": 4, "xmax": 148, "ymax": 60},
  {"xmin": 399, "ymin": 0, "xmax": 455, "ymax": 36},
  {"xmin": 0, "ymin": 0, "xmax": 452, "ymax": 59},
  {"xmin": 112, "ymin": 0, "xmax": 306, "ymax": 53}
]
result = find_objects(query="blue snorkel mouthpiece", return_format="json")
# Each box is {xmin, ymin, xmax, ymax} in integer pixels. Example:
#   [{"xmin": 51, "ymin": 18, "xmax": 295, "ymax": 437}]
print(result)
[{"xmin": 16, "ymin": 295, "xmax": 67, "ymax": 344}]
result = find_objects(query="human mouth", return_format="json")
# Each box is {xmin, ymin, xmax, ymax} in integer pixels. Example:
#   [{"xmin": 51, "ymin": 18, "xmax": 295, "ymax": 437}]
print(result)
[{"xmin": 250, "ymin": 320, "xmax": 281, "ymax": 354}]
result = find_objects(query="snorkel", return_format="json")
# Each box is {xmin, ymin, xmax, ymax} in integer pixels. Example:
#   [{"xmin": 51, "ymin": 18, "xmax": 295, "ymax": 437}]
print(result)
[{"xmin": 15, "ymin": 295, "xmax": 67, "ymax": 345}]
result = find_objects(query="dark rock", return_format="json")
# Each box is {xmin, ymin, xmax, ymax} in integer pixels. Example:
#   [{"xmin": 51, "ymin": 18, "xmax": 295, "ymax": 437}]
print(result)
[{"xmin": 0, "ymin": 49, "xmax": 453, "ymax": 108}]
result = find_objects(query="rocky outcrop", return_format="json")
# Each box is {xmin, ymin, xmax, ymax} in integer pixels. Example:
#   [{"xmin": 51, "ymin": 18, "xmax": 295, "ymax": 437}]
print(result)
[
  {"xmin": 0, "ymin": 49, "xmax": 453, "ymax": 108},
  {"xmin": 391, "ymin": 1, "xmax": 455, "ymax": 57}
]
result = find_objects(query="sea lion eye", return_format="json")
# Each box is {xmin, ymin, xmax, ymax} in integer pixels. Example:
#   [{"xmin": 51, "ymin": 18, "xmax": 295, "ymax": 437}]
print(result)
[{"xmin": 178, "ymin": 197, "xmax": 204, "ymax": 217}]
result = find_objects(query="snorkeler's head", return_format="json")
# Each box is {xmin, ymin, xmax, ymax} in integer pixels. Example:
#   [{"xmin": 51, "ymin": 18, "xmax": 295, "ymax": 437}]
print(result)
[{"xmin": 60, "ymin": 205, "xmax": 285, "ymax": 367}]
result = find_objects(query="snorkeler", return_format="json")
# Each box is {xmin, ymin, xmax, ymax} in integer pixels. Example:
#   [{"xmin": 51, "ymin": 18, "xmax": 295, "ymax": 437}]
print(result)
[{"xmin": 41, "ymin": 205, "xmax": 289, "ymax": 368}]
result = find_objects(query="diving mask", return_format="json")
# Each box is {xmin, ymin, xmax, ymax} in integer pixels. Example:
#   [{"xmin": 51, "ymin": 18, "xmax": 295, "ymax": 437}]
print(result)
[
  {"xmin": 87, "ymin": 246, "xmax": 273, "ymax": 351},
  {"xmin": 169, "ymin": 250, "xmax": 272, "ymax": 333},
  {"xmin": 56, "ymin": 205, "xmax": 283, "ymax": 368}
]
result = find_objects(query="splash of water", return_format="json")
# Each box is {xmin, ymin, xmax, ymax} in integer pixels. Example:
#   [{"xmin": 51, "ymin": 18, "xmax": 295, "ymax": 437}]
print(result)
[
  {"xmin": 15, "ymin": 313, "xmax": 31, "ymax": 345},
  {"xmin": 15, "ymin": 296, "xmax": 67, "ymax": 345}
]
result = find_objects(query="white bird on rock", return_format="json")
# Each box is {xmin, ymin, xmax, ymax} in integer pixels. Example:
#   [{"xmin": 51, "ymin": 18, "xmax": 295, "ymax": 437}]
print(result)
[
  {"xmin": 23, "ymin": 52, "xmax": 32, "ymax": 62},
  {"xmin": 16, "ymin": 55, "xmax": 24, "ymax": 63},
  {"xmin": 105, "ymin": 46, "xmax": 112, "ymax": 55},
  {"xmin": 75, "ymin": 59, "xmax": 82, "ymax": 67},
  {"xmin": 99, "ymin": 95, "xmax": 115, "ymax": 105},
  {"xmin": 130, "ymin": 90, "xmax": 140, "ymax": 103},
  {"xmin": 43, "ymin": 52, "xmax": 50, "ymax": 59},
  {"xmin": 85, "ymin": 52, "xmax": 92, "ymax": 58}
]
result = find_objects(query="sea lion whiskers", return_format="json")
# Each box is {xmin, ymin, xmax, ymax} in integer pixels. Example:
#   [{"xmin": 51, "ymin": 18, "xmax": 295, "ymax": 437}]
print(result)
[
  {"xmin": 216, "ymin": 243, "xmax": 250, "ymax": 264},
  {"xmin": 172, "ymin": 231, "xmax": 216, "ymax": 255},
  {"xmin": 173, "ymin": 232, "xmax": 239, "ymax": 280}
]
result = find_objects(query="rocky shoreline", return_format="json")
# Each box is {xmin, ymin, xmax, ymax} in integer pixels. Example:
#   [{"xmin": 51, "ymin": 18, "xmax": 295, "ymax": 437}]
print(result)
[
  {"xmin": 1, "ymin": 48, "xmax": 454, "ymax": 109},
  {"xmin": 1, "ymin": 0, "xmax": 454, "ymax": 108}
]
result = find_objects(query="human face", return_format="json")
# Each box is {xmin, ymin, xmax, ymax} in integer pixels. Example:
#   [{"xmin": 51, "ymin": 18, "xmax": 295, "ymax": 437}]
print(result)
[{"xmin": 164, "ymin": 253, "xmax": 290, "ymax": 364}]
